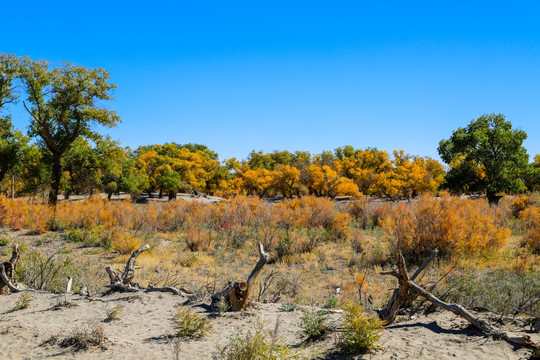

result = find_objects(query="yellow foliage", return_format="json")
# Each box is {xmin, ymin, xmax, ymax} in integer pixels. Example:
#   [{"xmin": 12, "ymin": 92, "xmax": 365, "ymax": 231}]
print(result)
[
  {"xmin": 520, "ymin": 205, "xmax": 540, "ymax": 253},
  {"xmin": 112, "ymin": 235, "xmax": 142, "ymax": 255},
  {"xmin": 382, "ymin": 194, "xmax": 510, "ymax": 261}
]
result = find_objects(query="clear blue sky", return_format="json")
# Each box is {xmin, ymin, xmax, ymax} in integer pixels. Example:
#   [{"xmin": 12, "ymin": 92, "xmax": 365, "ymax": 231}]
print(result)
[{"xmin": 4, "ymin": 1, "xmax": 540, "ymax": 161}]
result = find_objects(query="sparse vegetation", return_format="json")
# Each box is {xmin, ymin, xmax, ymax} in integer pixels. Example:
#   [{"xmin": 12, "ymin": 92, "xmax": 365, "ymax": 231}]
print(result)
[
  {"xmin": 105, "ymin": 305, "xmax": 123, "ymax": 322},
  {"xmin": 172, "ymin": 306, "xmax": 212, "ymax": 339},
  {"xmin": 14, "ymin": 292, "xmax": 32, "ymax": 310},
  {"xmin": 214, "ymin": 319, "xmax": 305, "ymax": 360},
  {"xmin": 59, "ymin": 323, "xmax": 108, "ymax": 351},
  {"xmin": 338, "ymin": 302, "xmax": 383, "ymax": 354},
  {"xmin": 298, "ymin": 308, "xmax": 328, "ymax": 341}
]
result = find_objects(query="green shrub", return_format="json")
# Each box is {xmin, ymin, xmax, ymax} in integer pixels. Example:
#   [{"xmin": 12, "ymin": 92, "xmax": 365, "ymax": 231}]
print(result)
[
  {"xmin": 441, "ymin": 268, "xmax": 540, "ymax": 316},
  {"xmin": 338, "ymin": 302, "xmax": 383, "ymax": 354},
  {"xmin": 173, "ymin": 307, "xmax": 212, "ymax": 339},
  {"xmin": 0, "ymin": 237, "xmax": 9, "ymax": 246},
  {"xmin": 14, "ymin": 292, "xmax": 32, "ymax": 310},
  {"xmin": 214, "ymin": 319, "xmax": 304, "ymax": 360},
  {"xmin": 298, "ymin": 308, "xmax": 328, "ymax": 341},
  {"xmin": 324, "ymin": 295, "xmax": 340, "ymax": 309},
  {"xmin": 105, "ymin": 305, "xmax": 123, "ymax": 322}
]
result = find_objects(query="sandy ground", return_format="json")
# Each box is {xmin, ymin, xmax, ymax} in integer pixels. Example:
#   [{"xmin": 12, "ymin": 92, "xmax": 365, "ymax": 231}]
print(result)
[{"xmin": 0, "ymin": 291, "xmax": 538, "ymax": 360}]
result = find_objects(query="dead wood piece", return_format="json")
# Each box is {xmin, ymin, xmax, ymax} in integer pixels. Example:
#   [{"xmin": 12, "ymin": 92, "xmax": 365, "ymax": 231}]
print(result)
[
  {"xmin": 105, "ymin": 283, "xmax": 142, "ymax": 293},
  {"xmin": 0, "ymin": 245, "xmax": 20, "ymax": 294},
  {"xmin": 377, "ymin": 249, "xmax": 438, "ymax": 323},
  {"xmin": 211, "ymin": 242, "xmax": 268, "ymax": 311},
  {"xmin": 377, "ymin": 252, "xmax": 410, "ymax": 324},
  {"xmin": 380, "ymin": 250, "xmax": 540, "ymax": 358},
  {"xmin": 147, "ymin": 285, "xmax": 189, "ymax": 296},
  {"xmin": 104, "ymin": 244, "xmax": 150, "ymax": 293},
  {"xmin": 65, "ymin": 276, "xmax": 73, "ymax": 293},
  {"xmin": 122, "ymin": 244, "xmax": 150, "ymax": 284}
]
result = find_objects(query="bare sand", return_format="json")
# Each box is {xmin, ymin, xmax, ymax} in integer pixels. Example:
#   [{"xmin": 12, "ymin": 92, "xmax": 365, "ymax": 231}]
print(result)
[{"xmin": 0, "ymin": 291, "xmax": 537, "ymax": 359}]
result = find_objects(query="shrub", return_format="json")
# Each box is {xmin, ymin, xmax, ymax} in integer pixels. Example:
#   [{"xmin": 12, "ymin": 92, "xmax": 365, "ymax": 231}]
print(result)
[
  {"xmin": 338, "ymin": 302, "xmax": 383, "ymax": 354},
  {"xmin": 112, "ymin": 234, "xmax": 142, "ymax": 255},
  {"xmin": 60, "ymin": 323, "xmax": 108, "ymax": 351},
  {"xmin": 0, "ymin": 237, "xmax": 9, "ymax": 246},
  {"xmin": 520, "ymin": 205, "xmax": 540, "ymax": 253},
  {"xmin": 105, "ymin": 305, "xmax": 123, "ymax": 322},
  {"xmin": 173, "ymin": 307, "xmax": 212, "ymax": 339},
  {"xmin": 441, "ymin": 268, "xmax": 540, "ymax": 316},
  {"xmin": 15, "ymin": 250, "xmax": 89, "ymax": 292},
  {"xmin": 298, "ymin": 308, "xmax": 328, "ymax": 341},
  {"xmin": 214, "ymin": 319, "xmax": 304, "ymax": 360},
  {"xmin": 382, "ymin": 194, "xmax": 510, "ymax": 263},
  {"xmin": 14, "ymin": 292, "xmax": 32, "ymax": 310}
]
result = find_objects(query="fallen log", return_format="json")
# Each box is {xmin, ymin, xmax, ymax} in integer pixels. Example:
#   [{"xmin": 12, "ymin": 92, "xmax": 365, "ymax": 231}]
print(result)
[
  {"xmin": 211, "ymin": 242, "xmax": 268, "ymax": 311},
  {"xmin": 380, "ymin": 250, "xmax": 540, "ymax": 358}
]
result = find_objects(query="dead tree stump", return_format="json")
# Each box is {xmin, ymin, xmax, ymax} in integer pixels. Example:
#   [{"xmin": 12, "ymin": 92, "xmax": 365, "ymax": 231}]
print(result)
[
  {"xmin": 211, "ymin": 242, "xmax": 269, "ymax": 311},
  {"xmin": 0, "ymin": 245, "xmax": 20, "ymax": 294},
  {"xmin": 105, "ymin": 244, "xmax": 150, "ymax": 292}
]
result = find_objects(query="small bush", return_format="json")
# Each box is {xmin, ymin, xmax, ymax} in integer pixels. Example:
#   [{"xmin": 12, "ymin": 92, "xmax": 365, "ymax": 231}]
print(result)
[
  {"xmin": 338, "ymin": 302, "xmax": 383, "ymax": 354},
  {"xmin": 520, "ymin": 206, "xmax": 540, "ymax": 253},
  {"xmin": 60, "ymin": 323, "xmax": 108, "ymax": 351},
  {"xmin": 105, "ymin": 305, "xmax": 123, "ymax": 322},
  {"xmin": 0, "ymin": 237, "xmax": 9, "ymax": 246},
  {"xmin": 298, "ymin": 308, "xmax": 328, "ymax": 341},
  {"xmin": 214, "ymin": 319, "xmax": 304, "ymax": 360},
  {"xmin": 173, "ymin": 307, "xmax": 212, "ymax": 339},
  {"xmin": 279, "ymin": 302, "xmax": 298, "ymax": 312},
  {"xmin": 324, "ymin": 295, "xmax": 340, "ymax": 309},
  {"xmin": 14, "ymin": 292, "xmax": 32, "ymax": 310},
  {"xmin": 112, "ymin": 235, "xmax": 142, "ymax": 255}
]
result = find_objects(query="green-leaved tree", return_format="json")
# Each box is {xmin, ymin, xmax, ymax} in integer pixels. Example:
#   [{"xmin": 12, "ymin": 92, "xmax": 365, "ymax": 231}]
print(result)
[
  {"xmin": 20, "ymin": 58, "xmax": 120, "ymax": 205},
  {"xmin": 438, "ymin": 113, "xmax": 530, "ymax": 204}
]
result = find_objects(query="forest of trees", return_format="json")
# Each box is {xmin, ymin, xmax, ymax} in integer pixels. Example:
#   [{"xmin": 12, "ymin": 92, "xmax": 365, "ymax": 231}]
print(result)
[{"xmin": 1, "ymin": 54, "xmax": 540, "ymax": 203}]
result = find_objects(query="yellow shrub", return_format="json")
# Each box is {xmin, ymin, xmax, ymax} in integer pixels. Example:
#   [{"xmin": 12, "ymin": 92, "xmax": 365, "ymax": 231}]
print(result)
[
  {"xmin": 382, "ymin": 194, "xmax": 510, "ymax": 262},
  {"xmin": 112, "ymin": 234, "xmax": 142, "ymax": 255},
  {"xmin": 520, "ymin": 206, "xmax": 540, "ymax": 253}
]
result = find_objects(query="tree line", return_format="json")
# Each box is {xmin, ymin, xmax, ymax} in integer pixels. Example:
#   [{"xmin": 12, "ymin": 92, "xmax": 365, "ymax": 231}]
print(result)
[{"xmin": 1, "ymin": 54, "xmax": 539, "ymax": 204}]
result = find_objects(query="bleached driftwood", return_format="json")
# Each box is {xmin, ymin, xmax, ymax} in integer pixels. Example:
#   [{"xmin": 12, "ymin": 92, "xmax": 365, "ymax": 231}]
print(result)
[
  {"xmin": 211, "ymin": 242, "xmax": 269, "ymax": 311},
  {"xmin": 380, "ymin": 250, "xmax": 540, "ymax": 358}
]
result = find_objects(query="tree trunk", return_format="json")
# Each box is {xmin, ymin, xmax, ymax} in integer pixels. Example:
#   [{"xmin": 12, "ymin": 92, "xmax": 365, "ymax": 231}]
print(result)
[
  {"xmin": 486, "ymin": 191, "xmax": 502, "ymax": 205},
  {"xmin": 11, "ymin": 175, "xmax": 14, "ymax": 200},
  {"xmin": 49, "ymin": 155, "xmax": 63, "ymax": 206},
  {"xmin": 168, "ymin": 191, "xmax": 176, "ymax": 201}
]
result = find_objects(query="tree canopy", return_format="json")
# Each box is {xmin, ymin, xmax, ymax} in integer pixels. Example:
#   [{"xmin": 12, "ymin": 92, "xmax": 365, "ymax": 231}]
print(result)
[
  {"xmin": 19, "ymin": 58, "xmax": 120, "ymax": 205},
  {"xmin": 438, "ymin": 113, "xmax": 530, "ymax": 203}
]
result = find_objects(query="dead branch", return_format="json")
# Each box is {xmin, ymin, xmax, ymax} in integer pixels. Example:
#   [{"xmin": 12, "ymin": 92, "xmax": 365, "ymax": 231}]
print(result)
[
  {"xmin": 147, "ymin": 285, "xmax": 192, "ymax": 296},
  {"xmin": 122, "ymin": 244, "xmax": 150, "ymax": 284},
  {"xmin": 377, "ymin": 252, "xmax": 410, "ymax": 324},
  {"xmin": 380, "ymin": 250, "xmax": 540, "ymax": 358},
  {"xmin": 104, "ymin": 244, "xmax": 149, "ymax": 292},
  {"xmin": 211, "ymin": 242, "xmax": 269, "ymax": 311},
  {"xmin": 377, "ymin": 249, "xmax": 438, "ymax": 323}
]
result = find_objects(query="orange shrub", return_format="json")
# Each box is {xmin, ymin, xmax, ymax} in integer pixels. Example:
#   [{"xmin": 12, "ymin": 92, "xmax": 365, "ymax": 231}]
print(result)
[
  {"xmin": 382, "ymin": 194, "xmax": 510, "ymax": 262},
  {"xmin": 520, "ymin": 205, "xmax": 540, "ymax": 253}
]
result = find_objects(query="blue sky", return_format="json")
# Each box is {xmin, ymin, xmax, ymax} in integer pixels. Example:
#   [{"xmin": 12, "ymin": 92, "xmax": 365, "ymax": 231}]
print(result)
[{"xmin": 3, "ymin": 1, "xmax": 540, "ymax": 161}]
